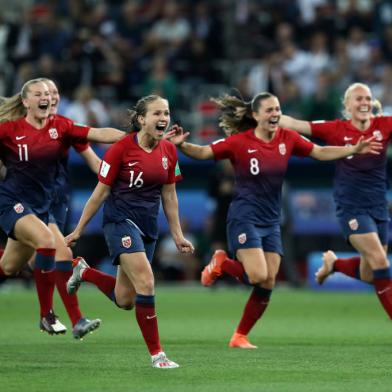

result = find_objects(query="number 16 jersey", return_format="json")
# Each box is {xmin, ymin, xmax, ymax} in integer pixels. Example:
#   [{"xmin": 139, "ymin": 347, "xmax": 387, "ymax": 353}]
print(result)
[{"xmin": 98, "ymin": 133, "xmax": 182, "ymax": 239}]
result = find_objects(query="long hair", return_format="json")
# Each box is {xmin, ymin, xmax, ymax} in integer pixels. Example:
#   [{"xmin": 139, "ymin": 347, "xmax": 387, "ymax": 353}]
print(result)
[
  {"xmin": 211, "ymin": 92, "xmax": 276, "ymax": 136},
  {"xmin": 127, "ymin": 95, "xmax": 163, "ymax": 132},
  {"xmin": 342, "ymin": 82, "xmax": 371, "ymax": 120},
  {"xmin": 0, "ymin": 78, "xmax": 45, "ymax": 123}
]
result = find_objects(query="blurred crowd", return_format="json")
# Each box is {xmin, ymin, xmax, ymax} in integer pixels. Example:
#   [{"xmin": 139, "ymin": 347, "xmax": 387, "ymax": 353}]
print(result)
[{"xmin": 0, "ymin": 0, "xmax": 390, "ymax": 129}]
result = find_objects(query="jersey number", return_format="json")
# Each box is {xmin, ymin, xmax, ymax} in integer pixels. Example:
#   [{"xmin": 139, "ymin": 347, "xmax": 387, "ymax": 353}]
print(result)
[
  {"xmin": 18, "ymin": 144, "xmax": 29, "ymax": 161},
  {"xmin": 250, "ymin": 157, "xmax": 260, "ymax": 175},
  {"xmin": 129, "ymin": 170, "xmax": 144, "ymax": 188}
]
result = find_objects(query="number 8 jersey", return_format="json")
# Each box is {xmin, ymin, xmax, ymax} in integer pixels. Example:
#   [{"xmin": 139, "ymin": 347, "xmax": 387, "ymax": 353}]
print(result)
[
  {"xmin": 98, "ymin": 132, "xmax": 182, "ymax": 239},
  {"xmin": 210, "ymin": 128, "xmax": 314, "ymax": 226}
]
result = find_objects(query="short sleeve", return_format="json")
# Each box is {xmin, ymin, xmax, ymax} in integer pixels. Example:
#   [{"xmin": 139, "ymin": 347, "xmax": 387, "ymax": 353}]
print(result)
[
  {"xmin": 60, "ymin": 116, "xmax": 90, "ymax": 140},
  {"xmin": 0, "ymin": 122, "xmax": 10, "ymax": 140},
  {"xmin": 98, "ymin": 142, "xmax": 124, "ymax": 186},
  {"xmin": 291, "ymin": 132, "xmax": 314, "ymax": 157},
  {"xmin": 310, "ymin": 120, "xmax": 339, "ymax": 142},
  {"xmin": 381, "ymin": 116, "xmax": 392, "ymax": 138},
  {"xmin": 72, "ymin": 139, "xmax": 90, "ymax": 153},
  {"xmin": 210, "ymin": 137, "xmax": 234, "ymax": 160}
]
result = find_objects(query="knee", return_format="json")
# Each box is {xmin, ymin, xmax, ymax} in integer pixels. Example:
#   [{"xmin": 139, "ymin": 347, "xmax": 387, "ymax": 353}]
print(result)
[
  {"xmin": 1, "ymin": 263, "xmax": 20, "ymax": 276},
  {"xmin": 55, "ymin": 245, "xmax": 73, "ymax": 261},
  {"xmin": 136, "ymin": 276, "xmax": 155, "ymax": 295},
  {"xmin": 36, "ymin": 232, "xmax": 56, "ymax": 250},
  {"xmin": 366, "ymin": 252, "xmax": 389, "ymax": 270},
  {"xmin": 247, "ymin": 271, "xmax": 267, "ymax": 285},
  {"xmin": 116, "ymin": 298, "xmax": 135, "ymax": 311},
  {"xmin": 262, "ymin": 276, "xmax": 276, "ymax": 290}
]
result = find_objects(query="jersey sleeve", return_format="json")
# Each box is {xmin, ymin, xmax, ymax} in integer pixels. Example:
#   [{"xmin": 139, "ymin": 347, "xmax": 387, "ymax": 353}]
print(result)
[
  {"xmin": 166, "ymin": 143, "xmax": 182, "ymax": 184},
  {"xmin": 310, "ymin": 120, "xmax": 339, "ymax": 142},
  {"xmin": 98, "ymin": 142, "xmax": 124, "ymax": 186},
  {"xmin": 61, "ymin": 117, "xmax": 90, "ymax": 140},
  {"xmin": 210, "ymin": 137, "xmax": 234, "ymax": 160},
  {"xmin": 0, "ymin": 122, "xmax": 11, "ymax": 139},
  {"xmin": 381, "ymin": 116, "xmax": 392, "ymax": 138},
  {"xmin": 291, "ymin": 132, "xmax": 314, "ymax": 157},
  {"xmin": 72, "ymin": 139, "xmax": 90, "ymax": 153}
]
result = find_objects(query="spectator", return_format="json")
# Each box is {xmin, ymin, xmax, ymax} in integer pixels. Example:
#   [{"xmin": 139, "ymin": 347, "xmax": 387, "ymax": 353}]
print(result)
[{"xmin": 65, "ymin": 85, "xmax": 110, "ymax": 127}]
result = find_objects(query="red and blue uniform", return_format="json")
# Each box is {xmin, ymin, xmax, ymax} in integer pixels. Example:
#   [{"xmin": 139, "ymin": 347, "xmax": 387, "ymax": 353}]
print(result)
[
  {"xmin": 0, "ymin": 116, "xmax": 89, "ymax": 236},
  {"xmin": 210, "ymin": 128, "xmax": 314, "ymax": 255},
  {"xmin": 98, "ymin": 132, "xmax": 181, "ymax": 264},
  {"xmin": 49, "ymin": 115, "xmax": 90, "ymax": 231},
  {"xmin": 311, "ymin": 117, "xmax": 392, "ymax": 242}
]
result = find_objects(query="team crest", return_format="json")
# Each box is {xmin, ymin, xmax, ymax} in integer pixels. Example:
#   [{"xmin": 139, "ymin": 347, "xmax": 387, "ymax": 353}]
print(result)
[
  {"xmin": 121, "ymin": 236, "xmax": 132, "ymax": 248},
  {"xmin": 162, "ymin": 156, "xmax": 168, "ymax": 170},
  {"xmin": 238, "ymin": 233, "xmax": 247, "ymax": 244},
  {"xmin": 373, "ymin": 130, "xmax": 382, "ymax": 141},
  {"xmin": 279, "ymin": 143, "xmax": 286, "ymax": 155},
  {"xmin": 49, "ymin": 128, "xmax": 58, "ymax": 139},
  {"xmin": 348, "ymin": 219, "xmax": 359, "ymax": 231},
  {"xmin": 13, "ymin": 203, "xmax": 24, "ymax": 214}
]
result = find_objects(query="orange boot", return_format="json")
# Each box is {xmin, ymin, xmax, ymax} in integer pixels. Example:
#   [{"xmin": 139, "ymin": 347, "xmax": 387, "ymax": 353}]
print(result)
[
  {"xmin": 229, "ymin": 332, "xmax": 257, "ymax": 349},
  {"xmin": 201, "ymin": 250, "xmax": 227, "ymax": 286}
]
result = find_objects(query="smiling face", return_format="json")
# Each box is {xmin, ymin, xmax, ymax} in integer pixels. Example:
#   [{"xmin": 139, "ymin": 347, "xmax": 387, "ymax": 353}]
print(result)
[
  {"xmin": 344, "ymin": 84, "xmax": 372, "ymax": 127},
  {"xmin": 44, "ymin": 79, "xmax": 60, "ymax": 116},
  {"xmin": 138, "ymin": 97, "xmax": 170, "ymax": 141},
  {"xmin": 22, "ymin": 81, "xmax": 51, "ymax": 122},
  {"xmin": 252, "ymin": 96, "xmax": 281, "ymax": 134}
]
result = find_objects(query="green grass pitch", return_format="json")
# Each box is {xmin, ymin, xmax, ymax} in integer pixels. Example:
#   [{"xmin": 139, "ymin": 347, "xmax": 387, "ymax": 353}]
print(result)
[{"xmin": 0, "ymin": 284, "xmax": 391, "ymax": 392}]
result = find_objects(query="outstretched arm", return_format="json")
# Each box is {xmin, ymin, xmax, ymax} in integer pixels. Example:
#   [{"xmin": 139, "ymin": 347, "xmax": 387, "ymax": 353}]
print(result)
[
  {"xmin": 310, "ymin": 136, "xmax": 381, "ymax": 161},
  {"xmin": 87, "ymin": 127, "xmax": 126, "ymax": 144},
  {"xmin": 279, "ymin": 115, "xmax": 312, "ymax": 136},
  {"xmin": 161, "ymin": 183, "xmax": 194, "ymax": 254},
  {"xmin": 166, "ymin": 124, "xmax": 214, "ymax": 160},
  {"xmin": 79, "ymin": 146, "xmax": 101, "ymax": 174},
  {"xmin": 65, "ymin": 182, "xmax": 111, "ymax": 246}
]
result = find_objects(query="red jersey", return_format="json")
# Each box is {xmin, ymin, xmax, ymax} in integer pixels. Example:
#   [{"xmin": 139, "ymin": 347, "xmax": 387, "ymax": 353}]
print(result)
[
  {"xmin": 311, "ymin": 116, "xmax": 392, "ymax": 211},
  {"xmin": 98, "ymin": 133, "xmax": 181, "ymax": 239},
  {"xmin": 0, "ymin": 116, "xmax": 89, "ymax": 214},
  {"xmin": 211, "ymin": 128, "xmax": 314, "ymax": 225}
]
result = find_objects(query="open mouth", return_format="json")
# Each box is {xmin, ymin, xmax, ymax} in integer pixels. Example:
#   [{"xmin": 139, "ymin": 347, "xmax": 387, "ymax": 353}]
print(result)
[
  {"xmin": 156, "ymin": 123, "xmax": 167, "ymax": 132},
  {"xmin": 38, "ymin": 102, "xmax": 49, "ymax": 110}
]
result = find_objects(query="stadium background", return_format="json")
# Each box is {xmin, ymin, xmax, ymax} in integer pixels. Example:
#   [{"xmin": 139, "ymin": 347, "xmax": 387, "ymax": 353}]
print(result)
[{"xmin": 0, "ymin": 0, "xmax": 391, "ymax": 288}]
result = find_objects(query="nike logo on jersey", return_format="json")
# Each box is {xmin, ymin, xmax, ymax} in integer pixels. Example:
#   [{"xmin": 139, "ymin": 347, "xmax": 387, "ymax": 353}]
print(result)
[
  {"xmin": 146, "ymin": 315, "xmax": 157, "ymax": 320},
  {"xmin": 247, "ymin": 149, "xmax": 257, "ymax": 153},
  {"xmin": 343, "ymin": 136, "xmax": 353, "ymax": 141},
  {"xmin": 128, "ymin": 162, "xmax": 138, "ymax": 167},
  {"xmin": 15, "ymin": 136, "xmax": 26, "ymax": 140}
]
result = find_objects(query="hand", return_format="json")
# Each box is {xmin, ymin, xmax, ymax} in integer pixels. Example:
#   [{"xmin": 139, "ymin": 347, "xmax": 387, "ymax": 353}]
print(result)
[
  {"xmin": 354, "ymin": 136, "xmax": 382, "ymax": 155},
  {"xmin": 165, "ymin": 124, "xmax": 190, "ymax": 146},
  {"xmin": 175, "ymin": 237, "xmax": 195, "ymax": 254},
  {"xmin": 65, "ymin": 231, "xmax": 81, "ymax": 247}
]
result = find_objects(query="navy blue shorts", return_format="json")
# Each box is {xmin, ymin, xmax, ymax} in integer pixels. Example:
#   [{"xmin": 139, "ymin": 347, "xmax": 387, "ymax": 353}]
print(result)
[
  {"xmin": 226, "ymin": 220, "xmax": 283, "ymax": 257},
  {"xmin": 103, "ymin": 220, "xmax": 157, "ymax": 266},
  {"xmin": 48, "ymin": 200, "xmax": 69, "ymax": 233},
  {"xmin": 337, "ymin": 210, "xmax": 389, "ymax": 245},
  {"xmin": 0, "ymin": 202, "xmax": 49, "ymax": 239}
]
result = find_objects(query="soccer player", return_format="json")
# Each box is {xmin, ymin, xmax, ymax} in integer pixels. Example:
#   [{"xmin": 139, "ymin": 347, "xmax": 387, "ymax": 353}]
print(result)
[
  {"xmin": 65, "ymin": 95, "xmax": 194, "ymax": 368},
  {"xmin": 0, "ymin": 79, "xmax": 125, "ymax": 333},
  {"xmin": 33, "ymin": 78, "xmax": 102, "ymax": 338},
  {"xmin": 166, "ymin": 92, "xmax": 380, "ymax": 348},
  {"xmin": 279, "ymin": 82, "xmax": 392, "ymax": 319}
]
